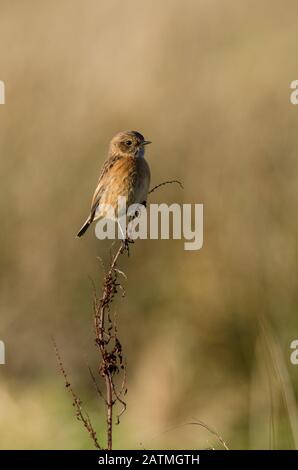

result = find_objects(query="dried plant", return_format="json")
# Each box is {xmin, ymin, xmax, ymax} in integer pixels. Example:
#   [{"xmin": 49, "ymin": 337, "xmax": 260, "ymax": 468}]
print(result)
[
  {"xmin": 55, "ymin": 179, "xmax": 182, "ymax": 450},
  {"xmin": 54, "ymin": 242, "xmax": 128, "ymax": 450},
  {"xmin": 92, "ymin": 242, "xmax": 128, "ymax": 450},
  {"xmin": 53, "ymin": 338, "xmax": 101, "ymax": 449}
]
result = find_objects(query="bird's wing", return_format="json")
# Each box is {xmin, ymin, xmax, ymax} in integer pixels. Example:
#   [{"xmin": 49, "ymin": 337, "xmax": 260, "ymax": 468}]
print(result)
[{"xmin": 89, "ymin": 154, "xmax": 122, "ymax": 223}]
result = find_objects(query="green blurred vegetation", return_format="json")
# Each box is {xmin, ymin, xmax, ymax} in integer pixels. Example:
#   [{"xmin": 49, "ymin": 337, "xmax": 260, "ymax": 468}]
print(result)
[{"xmin": 0, "ymin": 0, "xmax": 298, "ymax": 449}]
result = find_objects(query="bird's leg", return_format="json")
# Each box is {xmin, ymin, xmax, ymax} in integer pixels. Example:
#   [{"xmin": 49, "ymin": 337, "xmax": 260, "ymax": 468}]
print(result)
[
  {"xmin": 117, "ymin": 219, "xmax": 126, "ymax": 241},
  {"xmin": 117, "ymin": 220, "xmax": 134, "ymax": 256},
  {"xmin": 124, "ymin": 224, "xmax": 134, "ymax": 256},
  {"xmin": 122, "ymin": 237, "xmax": 134, "ymax": 256}
]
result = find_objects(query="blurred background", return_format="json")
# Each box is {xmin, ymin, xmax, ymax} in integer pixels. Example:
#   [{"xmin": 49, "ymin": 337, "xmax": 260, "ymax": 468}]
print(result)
[{"xmin": 0, "ymin": 0, "xmax": 298, "ymax": 449}]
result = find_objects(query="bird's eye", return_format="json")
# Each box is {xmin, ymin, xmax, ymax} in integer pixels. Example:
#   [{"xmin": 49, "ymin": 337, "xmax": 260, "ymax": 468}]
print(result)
[{"xmin": 126, "ymin": 140, "xmax": 132, "ymax": 146}]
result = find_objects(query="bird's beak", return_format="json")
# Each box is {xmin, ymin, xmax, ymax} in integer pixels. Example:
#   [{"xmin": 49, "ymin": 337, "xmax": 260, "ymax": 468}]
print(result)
[{"xmin": 142, "ymin": 140, "xmax": 152, "ymax": 146}]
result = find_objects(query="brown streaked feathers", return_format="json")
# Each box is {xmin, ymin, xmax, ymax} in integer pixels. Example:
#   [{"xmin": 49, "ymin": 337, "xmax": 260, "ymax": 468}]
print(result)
[{"xmin": 77, "ymin": 131, "xmax": 151, "ymax": 238}]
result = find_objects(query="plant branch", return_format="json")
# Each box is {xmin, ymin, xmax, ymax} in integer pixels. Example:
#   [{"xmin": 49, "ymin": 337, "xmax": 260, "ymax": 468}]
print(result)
[
  {"xmin": 94, "ymin": 242, "xmax": 128, "ymax": 450},
  {"xmin": 53, "ymin": 338, "xmax": 101, "ymax": 449},
  {"xmin": 148, "ymin": 179, "xmax": 183, "ymax": 195}
]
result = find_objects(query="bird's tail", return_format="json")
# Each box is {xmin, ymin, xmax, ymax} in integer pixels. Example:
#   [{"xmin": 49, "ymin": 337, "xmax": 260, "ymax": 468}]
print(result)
[{"xmin": 76, "ymin": 217, "xmax": 91, "ymax": 238}]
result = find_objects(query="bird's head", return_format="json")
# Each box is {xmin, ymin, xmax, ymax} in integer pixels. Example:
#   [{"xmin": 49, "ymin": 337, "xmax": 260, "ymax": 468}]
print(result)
[{"xmin": 109, "ymin": 130, "xmax": 151, "ymax": 158}]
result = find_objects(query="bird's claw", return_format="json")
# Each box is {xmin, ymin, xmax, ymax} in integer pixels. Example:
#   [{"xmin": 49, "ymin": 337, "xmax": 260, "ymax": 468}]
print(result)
[{"xmin": 122, "ymin": 237, "xmax": 134, "ymax": 256}]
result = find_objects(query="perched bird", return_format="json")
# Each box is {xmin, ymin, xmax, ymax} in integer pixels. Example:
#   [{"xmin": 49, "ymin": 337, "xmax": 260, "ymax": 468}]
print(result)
[{"xmin": 77, "ymin": 130, "xmax": 151, "ymax": 238}]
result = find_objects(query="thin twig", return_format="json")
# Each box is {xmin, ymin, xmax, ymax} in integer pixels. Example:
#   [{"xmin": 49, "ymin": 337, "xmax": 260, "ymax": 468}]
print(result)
[
  {"xmin": 111, "ymin": 377, "xmax": 127, "ymax": 425},
  {"xmin": 53, "ymin": 338, "xmax": 101, "ymax": 449},
  {"xmin": 189, "ymin": 419, "xmax": 229, "ymax": 450},
  {"xmin": 148, "ymin": 179, "xmax": 183, "ymax": 195},
  {"xmin": 88, "ymin": 365, "xmax": 107, "ymax": 404}
]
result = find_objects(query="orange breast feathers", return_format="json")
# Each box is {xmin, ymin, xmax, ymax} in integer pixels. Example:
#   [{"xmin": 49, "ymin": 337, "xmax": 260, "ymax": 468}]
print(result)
[{"xmin": 91, "ymin": 156, "xmax": 151, "ymax": 220}]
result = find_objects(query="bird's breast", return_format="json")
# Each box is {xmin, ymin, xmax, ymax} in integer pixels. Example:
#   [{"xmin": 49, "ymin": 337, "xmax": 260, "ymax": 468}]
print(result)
[{"xmin": 96, "ymin": 155, "xmax": 150, "ymax": 218}]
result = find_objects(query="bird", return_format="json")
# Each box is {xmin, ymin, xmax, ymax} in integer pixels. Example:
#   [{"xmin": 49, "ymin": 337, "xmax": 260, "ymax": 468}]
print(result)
[{"xmin": 77, "ymin": 130, "xmax": 151, "ymax": 238}]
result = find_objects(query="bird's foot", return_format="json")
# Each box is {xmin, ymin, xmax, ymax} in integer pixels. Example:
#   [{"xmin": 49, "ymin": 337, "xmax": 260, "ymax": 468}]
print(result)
[{"xmin": 122, "ymin": 237, "xmax": 134, "ymax": 256}]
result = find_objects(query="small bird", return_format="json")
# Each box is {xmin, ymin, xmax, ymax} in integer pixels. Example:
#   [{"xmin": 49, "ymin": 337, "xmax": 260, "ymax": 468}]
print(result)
[{"xmin": 77, "ymin": 130, "xmax": 151, "ymax": 238}]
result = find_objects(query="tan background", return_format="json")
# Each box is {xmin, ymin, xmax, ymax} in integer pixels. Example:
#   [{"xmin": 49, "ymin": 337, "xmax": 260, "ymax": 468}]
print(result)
[{"xmin": 0, "ymin": 0, "xmax": 298, "ymax": 449}]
